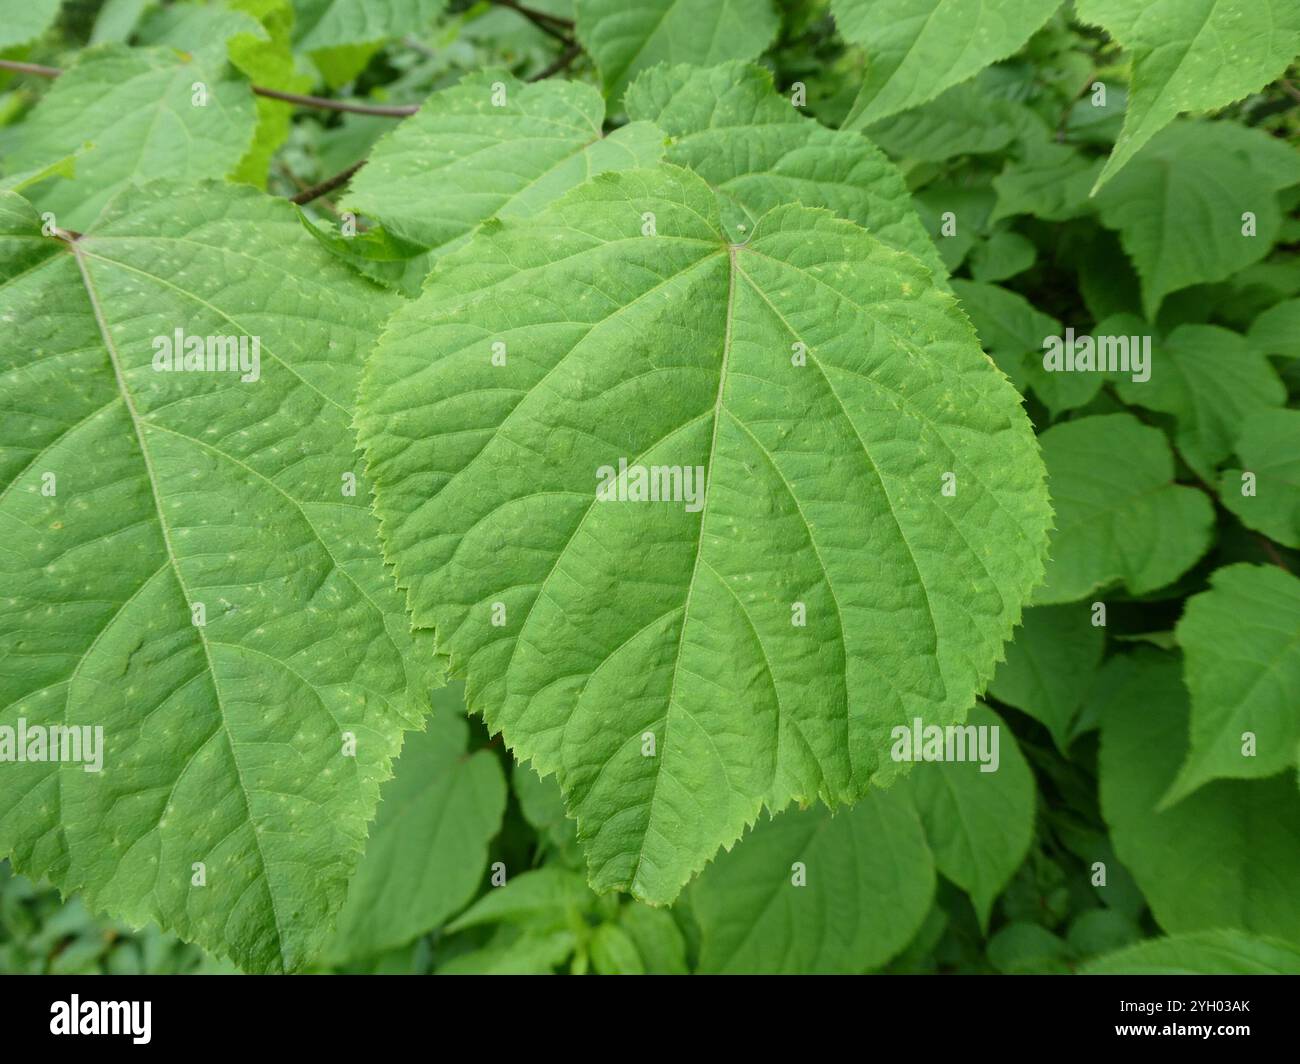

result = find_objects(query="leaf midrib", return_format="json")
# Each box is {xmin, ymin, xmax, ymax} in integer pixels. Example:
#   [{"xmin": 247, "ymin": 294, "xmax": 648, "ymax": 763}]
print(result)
[
  {"xmin": 66, "ymin": 238, "xmax": 291, "ymax": 971},
  {"xmin": 630, "ymin": 242, "xmax": 741, "ymax": 895}
]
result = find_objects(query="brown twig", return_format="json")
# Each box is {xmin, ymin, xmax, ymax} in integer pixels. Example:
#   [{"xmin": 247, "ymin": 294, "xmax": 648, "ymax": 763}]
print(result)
[
  {"xmin": 402, "ymin": 35, "xmax": 438, "ymax": 59},
  {"xmin": 0, "ymin": 59, "xmax": 420, "ymax": 118},
  {"xmin": 277, "ymin": 164, "xmax": 343, "ymax": 216},
  {"xmin": 252, "ymin": 85, "xmax": 418, "ymax": 117},
  {"xmin": 1254, "ymin": 534, "xmax": 1293, "ymax": 573},
  {"xmin": 529, "ymin": 42, "xmax": 581, "ymax": 82},
  {"xmin": 0, "ymin": 59, "xmax": 61, "ymax": 78},
  {"xmin": 492, "ymin": 0, "xmax": 575, "ymax": 32},
  {"xmin": 290, "ymin": 160, "xmax": 366, "ymax": 205},
  {"xmin": 1280, "ymin": 78, "xmax": 1300, "ymax": 105}
]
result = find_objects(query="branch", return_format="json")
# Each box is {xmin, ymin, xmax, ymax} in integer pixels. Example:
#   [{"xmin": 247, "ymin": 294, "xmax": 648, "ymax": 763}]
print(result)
[
  {"xmin": 1280, "ymin": 78, "xmax": 1300, "ymax": 105},
  {"xmin": 0, "ymin": 59, "xmax": 61, "ymax": 78},
  {"xmin": 278, "ymin": 164, "xmax": 342, "ymax": 217},
  {"xmin": 492, "ymin": 0, "xmax": 575, "ymax": 37},
  {"xmin": 0, "ymin": 59, "xmax": 420, "ymax": 118},
  {"xmin": 402, "ymin": 35, "xmax": 439, "ymax": 59},
  {"xmin": 290, "ymin": 160, "xmax": 367, "ymax": 206},
  {"xmin": 252, "ymin": 85, "xmax": 418, "ymax": 117},
  {"xmin": 1254, "ymin": 533, "xmax": 1293, "ymax": 574},
  {"xmin": 529, "ymin": 42, "xmax": 582, "ymax": 82}
]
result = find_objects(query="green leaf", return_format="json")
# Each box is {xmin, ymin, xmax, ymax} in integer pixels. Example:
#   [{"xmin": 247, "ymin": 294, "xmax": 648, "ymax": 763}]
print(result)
[
  {"xmin": 0, "ymin": 149, "xmax": 85, "ymax": 197},
  {"xmin": 834, "ymin": 0, "xmax": 1063, "ymax": 127},
  {"xmin": 1064, "ymin": 84, "xmax": 1127, "ymax": 146},
  {"xmin": 913, "ymin": 182, "xmax": 996, "ymax": 272},
  {"xmin": 292, "ymin": 0, "xmax": 445, "ymax": 51},
  {"xmin": 0, "ymin": 0, "xmax": 61, "ymax": 49},
  {"xmin": 1093, "ymin": 122, "xmax": 1297, "ymax": 319},
  {"xmin": 1220, "ymin": 409, "xmax": 1300, "ymax": 548},
  {"xmin": 623, "ymin": 61, "xmax": 945, "ymax": 277},
  {"xmin": 588, "ymin": 921, "xmax": 644, "ymax": 973},
  {"xmin": 969, "ymin": 230, "xmax": 1036, "ymax": 284},
  {"xmin": 325, "ymin": 695, "xmax": 507, "ymax": 963},
  {"xmin": 950, "ymin": 279, "xmax": 1101, "ymax": 413},
  {"xmin": 9, "ymin": 46, "xmax": 257, "ymax": 231},
  {"xmin": 988, "ymin": 605, "xmax": 1104, "ymax": 748},
  {"xmin": 357, "ymin": 164, "xmax": 1051, "ymax": 904},
  {"xmin": 1033, "ymin": 414, "xmax": 1215, "ymax": 604},
  {"xmin": 1165, "ymin": 564, "xmax": 1300, "ymax": 802},
  {"xmin": 987, "ymin": 921, "xmax": 1073, "ymax": 974},
  {"xmin": 860, "ymin": 73, "xmax": 1040, "ymax": 163},
  {"xmin": 1099, "ymin": 649, "xmax": 1300, "ymax": 946},
  {"xmin": 1114, "ymin": 324, "xmax": 1285, "ymax": 481},
  {"xmin": 1075, "ymin": 229, "xmax": 1143, "ymax": 323},
  {"xmin": 991, "ymin": 140, "xmax": 1102, "ymax": 224},
  {"xmin": 446, "ymin": 866, "xmax": 592, "ymax": 934},
  {"xmin": 691, "ymin": 789, "xmax": 934, "ymax": 973},
  {"xmin": 905, "ymin": 704, "xmax": 1034, "ymax": 929},
  {"xmin": 227, "ymin": 0, "xmax": 315, "ymax": 188},
  {"xmin": 435, "ymin": 925, "xmax": 577, "ymax": 974},
  {"xmin": 512, "ymin": 762, "xmax": 580, "ymax": 855},
  {"xmin": 302, "ymin": 219, "xmax": 432, "ymax": 299},
  {"xmin": 616, "ymin": 902, "xmax": 687, "ymax": 973},
  {"xmin": 304, "ymin": 42, "xmax": 383, "ymax": 88},
  {"xmin": 1249, "ymin": 298, "xmax": 1300, "ymax": 360},
  {"xmin": 0, "ymin": 183, "xmax": 426, "ymax": 973},
  {"xmin": 136, "ymin": 0, "xmax": 310, "ymax": 188},
  {"xmin": 574, "ymin": 0, "xmax": 779, "ymax": 104},
  {"xmin": 1075, "ymin": 0, "xmax": 1300, "ymax": 190},
  {"xmin": 135, "ymin": 1, "xmax": 268, "ymax": 57},
  {"xmin": 90, "ymin": 0, "xmax": 151, "ymax": 45},
  {"xmin": 950, "ymin": 278, "xmax": 1056, "ymax": 392},
  {"xmin": 345, "ymin": 72, "xmax": 665, "ymax": 254},
  {"xmin": 1084, "ymin": 930, "xmax": 1300, "ymax": 975},
  {"xmin": 1024, "ymin": 346, "xmax": 1107, "ymax": 419},
  {"xmin": 1067, "ymin": 907, "xmax": 1140, "ymax": 958}
]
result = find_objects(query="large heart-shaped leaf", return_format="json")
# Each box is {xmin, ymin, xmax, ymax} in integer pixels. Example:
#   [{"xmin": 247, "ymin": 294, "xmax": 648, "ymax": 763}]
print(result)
[
  {"xmin": 357, "ymin": 163, "xmax": 1051, "ymax": 903},
  {"xmin": 0, "ymin": 184, "xmax": 427, "ymax": 972}
]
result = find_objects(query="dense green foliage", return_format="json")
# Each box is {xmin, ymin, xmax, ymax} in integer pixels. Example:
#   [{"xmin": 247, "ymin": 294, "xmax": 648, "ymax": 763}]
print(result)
[{"xmin": 0, "ymin": 0, "xmax": 1297, "ymax": 975}]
